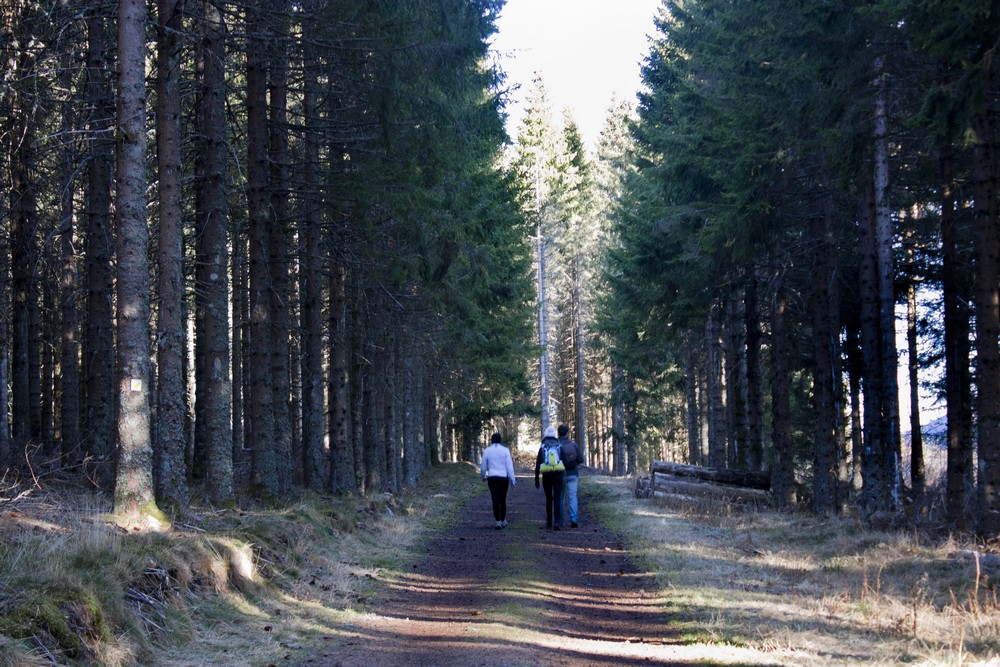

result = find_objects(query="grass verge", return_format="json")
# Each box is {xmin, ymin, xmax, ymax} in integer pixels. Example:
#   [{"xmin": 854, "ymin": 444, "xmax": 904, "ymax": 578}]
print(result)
[
  {"xmin": 586, "ymin": 474, "xmax": 1000, "ymax": 666},
  {"xmin": 0, "ymin": 463, "xmax": 482, "ymax": 666}
]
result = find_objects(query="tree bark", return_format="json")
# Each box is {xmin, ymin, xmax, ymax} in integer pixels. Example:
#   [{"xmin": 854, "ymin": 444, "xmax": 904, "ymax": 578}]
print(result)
[
  {"xmin": 537, "ymin": 221, "xmax": 552, "ymax": 430},
  {"xmin": 268, "ymin": 0, "xmax": 293, "ymax": 494},
  {"xmin": 940, "ymin": 148, "xmax": 973, "ymax": 530},
  {"xmin": 572, "ymin": 253, "xmax": 587, "ymax": 453},
  {"xmin": 845, "ymin": 319, "xmax": 864, "ymax": 499},
  {"xmin": 329, "ymin": 262, "xmax": 355, "ymax": 493},
  {"xmin": 810, "ymin": 200, "xmax": 841, "ymax": 517},
  {"xmin": 770, "ymin": 255, "xmax": 795, "ymax": 509},
  {"xmin": 195, "ymin": 0, "xmax": 233, "ymax": 503},
  {"xmin": 58, "ymin": 39, "xmax": 80, "ymax": 463},
  {"xmin": 246, "ymin": 2, "xmax": 277, "ymax": 495},
  {"xmin": 744, "ymin": 269, "xmax": 765, "ymax": 472},
  {"xmin": 725, "ymin": 286, "xmax": 749, "ymax": 469},
  {"xmin": 113, "ymin": 0, "xmax": 156, "ymax": 517},
  {"xmin": 611, "ymin": 364, "xmax": 626, "ymax": 475},
  {"xmin": 10, "ymin": 43, "xmax": 39, "ymax": 456},
  {"xmin": 706, "ymin": 309, "xmax": 726, "ymax": 468},
  {"xmin": 84, "ymin": 5, "xmax": 116, "ymax": 488},
  {"xmin": 685, "ymin": 345, "xmax": 700, "ymax": 465},
  {"xmin": 971, "ymin": 102, "xmax": 1000, "ymax": 536},
  {"xmin": 300, "ymin": 50, "xmax": 326, "ymax": 492},
  {"xmin": 872, "ymin": 59, "xmax": 903, "ymax": 513},
  {"xmin": 155, "ymin": 0, "xmax": 189, "ymax": 507},
  {"xmin": 905, "ymin": 244, "xmax": 924, "ymax": 499}
]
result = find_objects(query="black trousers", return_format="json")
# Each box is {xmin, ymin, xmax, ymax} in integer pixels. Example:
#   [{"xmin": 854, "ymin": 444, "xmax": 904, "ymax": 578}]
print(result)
[
  {"xmin": 542, "ymin": 472, "xmax": 564, "ymax": 527},
  {"xmin": 487, "ymin": 477, "xmax": 510, "ymax": 521}
]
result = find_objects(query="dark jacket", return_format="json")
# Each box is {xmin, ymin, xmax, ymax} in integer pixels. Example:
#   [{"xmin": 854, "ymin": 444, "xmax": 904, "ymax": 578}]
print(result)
[
  {"xmin": 559, "ymin": 436, "xmax": 582, "ymax": 476},
  {"xmin": 534, "ymin": 436, "xmax": 564, "ymax": 485}
]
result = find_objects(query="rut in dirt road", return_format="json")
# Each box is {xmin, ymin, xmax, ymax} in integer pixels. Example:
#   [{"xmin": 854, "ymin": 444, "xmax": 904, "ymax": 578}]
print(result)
[{"xmin": 318, "ymin": 469, "xmax": 701, "ymax": 667}]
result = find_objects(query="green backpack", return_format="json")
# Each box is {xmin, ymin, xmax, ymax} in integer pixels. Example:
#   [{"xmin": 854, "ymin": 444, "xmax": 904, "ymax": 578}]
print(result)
[{"xmin": 540, "ymin": 443, "xmax": 565, "ymax": 472}]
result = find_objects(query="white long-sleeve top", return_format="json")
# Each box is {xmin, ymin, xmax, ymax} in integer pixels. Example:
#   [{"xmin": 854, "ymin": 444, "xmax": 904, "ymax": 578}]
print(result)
[{"xmin": 480, "ymin": 443, "xmax": 517, "ymax": 484}]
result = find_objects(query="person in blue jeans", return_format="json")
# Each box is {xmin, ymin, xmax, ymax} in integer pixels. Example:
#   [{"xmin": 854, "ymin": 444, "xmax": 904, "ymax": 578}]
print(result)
[
  {"xmin": 535, "ymin": 425, "xmax": 565, "ymax": 530},
  {"xmin": 557, "ymin": 424, "xmax": 583, "ymax": 528}
]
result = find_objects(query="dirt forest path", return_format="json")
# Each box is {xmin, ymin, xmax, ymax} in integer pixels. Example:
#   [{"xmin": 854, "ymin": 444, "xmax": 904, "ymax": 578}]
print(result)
[{"xmin": 312, "ymin": 467, "xmax": 762, "ymax": 667}]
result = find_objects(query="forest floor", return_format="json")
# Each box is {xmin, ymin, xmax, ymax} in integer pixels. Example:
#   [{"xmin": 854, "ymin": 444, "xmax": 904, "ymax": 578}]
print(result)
[
  {"xmin": 307, "ymin": 462, "xmax": 776, "ymax": 667},
  {"xmin": 3, "ymin": 459, "xmax": 998, "ymax": 666}
]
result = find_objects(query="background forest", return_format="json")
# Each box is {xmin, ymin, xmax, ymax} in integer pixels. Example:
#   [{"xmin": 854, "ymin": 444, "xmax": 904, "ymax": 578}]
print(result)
[{"xmin": 1, "ymin": 0, "xmax": 999, "ymax": 542}]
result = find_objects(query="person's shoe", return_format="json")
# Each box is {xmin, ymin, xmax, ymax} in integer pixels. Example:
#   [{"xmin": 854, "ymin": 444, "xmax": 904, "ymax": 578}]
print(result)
[
  {"xmin": 570, "ymin": 522, "xmax": 579, "ymax": 528},
  {"xmin": 553, "ymin": 524, "xmax": 561, "ymax": 531},
  {"xmin": 501, "ymin": 520, "xmax": 508, "ymax": 528},
  {"xmin": 495, "ymin": 521, "xmax": 503, "ymax": 530}
]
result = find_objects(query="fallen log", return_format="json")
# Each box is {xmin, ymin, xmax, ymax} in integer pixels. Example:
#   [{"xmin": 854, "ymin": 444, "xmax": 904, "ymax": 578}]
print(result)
[
  {"xmin": 651, "ymin": 460, "xmax": 770, "ymax": 490},
  {"xmin": 651, "ymin": 475, "xmax": 770, "ymax": 505}
]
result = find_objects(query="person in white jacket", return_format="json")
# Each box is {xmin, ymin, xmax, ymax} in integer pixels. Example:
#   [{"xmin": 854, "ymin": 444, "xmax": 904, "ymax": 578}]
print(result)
[{"xmin": 481, "ymin": 432, "xmax": 517, "ymax": 529}]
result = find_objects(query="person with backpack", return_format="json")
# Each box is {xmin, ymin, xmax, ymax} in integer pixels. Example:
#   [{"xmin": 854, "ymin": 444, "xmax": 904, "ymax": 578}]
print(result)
[
  {"xmin": 534, "ymin": 425, "xmax": 565, "ymax": 530},
  {"xmin": 557, "ymin": 423, "xmax": 583, "ymax": 528},
  {"xmin": 481, "ymin": 432, "xmax": 517, "ymax": 529}
]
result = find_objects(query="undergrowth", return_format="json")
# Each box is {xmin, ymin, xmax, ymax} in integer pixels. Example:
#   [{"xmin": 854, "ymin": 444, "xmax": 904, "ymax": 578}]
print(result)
[
  {"xmin": 0, "ymin": 462, "xmax": 481, "ymax": 666},
  {"xmin": 588, "ymin": 475, "xmax": 1000, "ymax": 666}
]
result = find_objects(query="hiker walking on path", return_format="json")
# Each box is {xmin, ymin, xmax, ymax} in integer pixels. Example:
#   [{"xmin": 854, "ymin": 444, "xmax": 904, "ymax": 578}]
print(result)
[
  {"xmin": 557, "ymin": 423, "xmax": 583, "ymax": 528},
  {"xmin": 481, "ymin": 432, "xmax": 517, "ymax": 529},
  {"xmin": 535, "ymin": 425, "xmax": 565, "ymax": 530}
]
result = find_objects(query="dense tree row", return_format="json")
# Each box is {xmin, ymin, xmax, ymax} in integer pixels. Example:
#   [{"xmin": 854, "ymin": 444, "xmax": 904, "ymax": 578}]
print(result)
[
  {"xmin": 0, "ymin": 0, "xmax": 536, "ymax": 514},
  {"xmin": 599, "ymin": 0, "xmax": 1000, "ymax": 535}
]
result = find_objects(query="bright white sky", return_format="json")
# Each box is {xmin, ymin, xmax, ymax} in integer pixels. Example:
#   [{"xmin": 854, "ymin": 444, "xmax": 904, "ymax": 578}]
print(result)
[{"xmin": 491, "ymin": 0, "xmax": 662, "ymax": 148}]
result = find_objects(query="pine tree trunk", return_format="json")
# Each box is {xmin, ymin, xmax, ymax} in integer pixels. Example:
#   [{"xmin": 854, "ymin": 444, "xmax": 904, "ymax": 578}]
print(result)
[
  {"xmin": 383, "ymin": 334, "xmax": 399, "ymax": 493},
  {"xmin": 351, "ymin": 290, "xmax": 366, "ymax": 491},
  {"xmin": 10, "ymin": 55, "xmax": 38, "ymax": 456},
  {"xmin": 84, "ymin": 6, "xmax": 116, "ymax": 488},
  {"xmin": 611, "ymin": 364, "xmax": 626, "ymax": 475},
  {"xmin": 845, "ymin": 320, "xmax": 864, "ymax": 498},
  {"xmin": 156, "ymin": 0, "xmax": 189, "ymax": 507},
  {"xmin": 744, "ymin": 269, "xmax": 765, "ymax": 472},
  {"xmin": 971, "ymin": 104, "xmax": 1000, "ymax": 536},
  {"xmin": 572, "ymin": 254, "xmax": 587, "ymax": 452},
  {"xmin": 58, "ymin": 42, "xmax": 80, "ymax": 461},
  {"xmin": 246, "ymin": 5, "xmax": 277, "ymax": 495},
  {"xmin": 625, "ymin": 375, "xmax": 637, "ymax": 475},
  {"xmin": 537, "ymin": 222, "xmax": 552, "ymax": 430},
  {"xmin": 770, "ymin": 256, "xmax": 795, "ymax": 509},
  {"xmin": 232, "ymin": 224, "xmax": 248, "ymax": 481},
  {"xmin": 941, "ymin": 149, "xmax": 973, "ymax": 530},
  {"xmin": 686, "ymin": 345, "xmax": 700, "ymax": 465},
  {"xmin": 425, "ymin": 388, "xmax": 440, "ymax": 466},
  {"xmin": 725, "ymin": 287, "xmax": 749, "ymax": 469},
  {"xmin": 905, "ymin": 246, "xmax": 924, "ymax": 499},
  {"xmin": 113, "ymin": 0, "xmax": 156, "ymax": 516},
  {"xmin": 810, "ymin": 204, "xmax": 840, "ymax": 517},
  {"xmin": 268, "ymin": 0, "xmax": 293, "ymax": 494},
  {"xmin": 872, "ymin": 60, "xmax": 903, "ymax": 513},
  {"xmin": 403, "ymin": 347, "xmax": 425, "ymax": 488},
  {"xmin": 364, "ymin": 336, "xmax": 383, "ymax": 491},
  {"xmin": 40, "ymin": 272, "xmax": 54, "ymax": 451},
  {"xmin": 195, "ymin": 0, "xmax": 233, "ymax": 502},
  {"xmin": 706, "ymin": 310, "xmax": 726, "ymax": 468},
  {"xmin": 300, "ymin": 53, "xmax": 325, "ymax": 492},
  {"xmin": 329, "ymin": 262, "xmax": 355, "ymax": 493}
]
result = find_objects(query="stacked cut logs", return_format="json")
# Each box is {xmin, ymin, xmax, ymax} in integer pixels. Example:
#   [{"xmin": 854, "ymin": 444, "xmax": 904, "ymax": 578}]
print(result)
[{"xmin": 634, "ymin": 460, "xmax": 771, "ymax": 507}]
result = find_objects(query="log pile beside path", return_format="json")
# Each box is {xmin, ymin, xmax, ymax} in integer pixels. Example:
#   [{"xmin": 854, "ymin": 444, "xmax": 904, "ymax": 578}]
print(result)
[{"xmin": 634, "ymin": 460, "xmax": 771, "ymax": 508}]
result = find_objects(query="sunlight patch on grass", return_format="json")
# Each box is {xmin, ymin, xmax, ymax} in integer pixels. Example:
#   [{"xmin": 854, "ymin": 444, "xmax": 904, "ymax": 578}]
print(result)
[{"xmin": 589, "ymin": 475, "xmax": 1000, "ymax": 666}]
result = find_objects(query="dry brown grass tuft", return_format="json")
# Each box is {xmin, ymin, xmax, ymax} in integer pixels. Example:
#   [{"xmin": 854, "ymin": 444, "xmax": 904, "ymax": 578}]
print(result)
[
  {"xmin": 0, "ymin": 464, "xmax": 483, "ymax": 665},
  {"xmin": 590, "ymin": 475, "xmax": 1000, "ymax": 666}
]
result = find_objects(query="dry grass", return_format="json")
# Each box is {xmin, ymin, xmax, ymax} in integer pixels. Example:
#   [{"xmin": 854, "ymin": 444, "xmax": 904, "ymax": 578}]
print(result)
[
  {"xmin": 0, "ymin": 463, "xmax": 483, "ymax": 666},
  {"xmin": 3, "ymin": 464, "xmax": 997, "ymax": 666},
  {"xmin": 589, "ymin": 475, "xmax": 1000, "ymax": 666}
]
